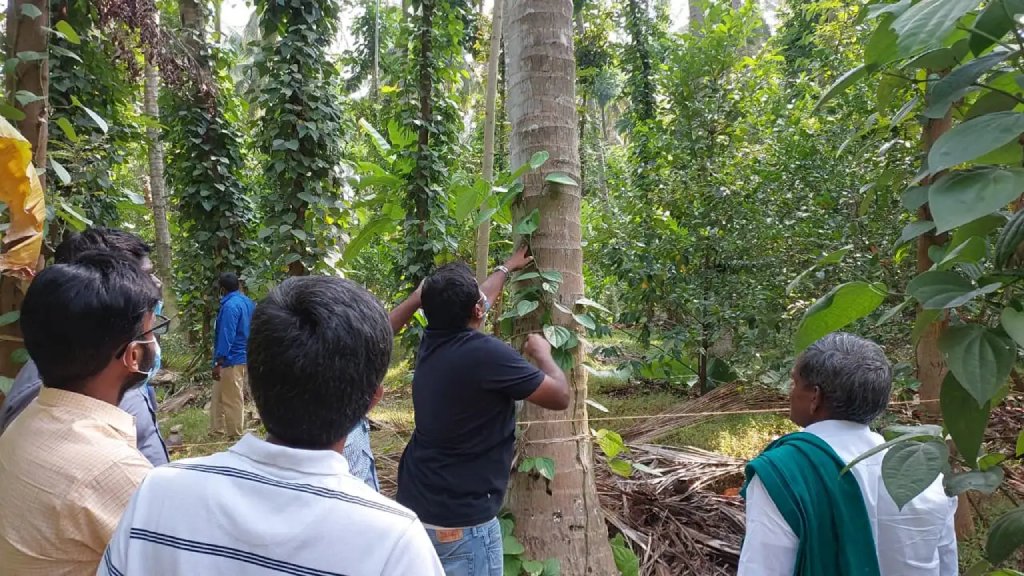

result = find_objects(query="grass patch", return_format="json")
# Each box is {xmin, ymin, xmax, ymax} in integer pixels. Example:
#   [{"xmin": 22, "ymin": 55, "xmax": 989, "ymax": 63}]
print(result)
[{"xmin": 663, "ymin": 413, "xmax": 797, "ymax": 459}]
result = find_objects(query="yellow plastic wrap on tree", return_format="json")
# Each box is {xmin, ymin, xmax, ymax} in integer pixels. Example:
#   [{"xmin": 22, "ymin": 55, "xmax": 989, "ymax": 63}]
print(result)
[{"xmin": 0, "ymin": 117, "xmax": 44, "ymax": 280}]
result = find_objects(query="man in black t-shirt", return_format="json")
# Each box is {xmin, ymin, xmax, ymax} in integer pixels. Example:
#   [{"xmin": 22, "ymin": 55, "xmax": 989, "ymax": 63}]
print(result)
[{"xmin": 396, "ymin": 248, "xmax": 570, "ymax": 576}]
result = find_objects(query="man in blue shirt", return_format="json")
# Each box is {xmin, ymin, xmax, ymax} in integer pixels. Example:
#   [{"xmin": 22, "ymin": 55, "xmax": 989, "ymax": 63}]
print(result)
[
  {"xmin": 211, "ymin": 272, "xmax": 255, "ymax": 437},
  {"xmin": 0, "ymin": 227, "xmax": 169, "ymax": 466}
]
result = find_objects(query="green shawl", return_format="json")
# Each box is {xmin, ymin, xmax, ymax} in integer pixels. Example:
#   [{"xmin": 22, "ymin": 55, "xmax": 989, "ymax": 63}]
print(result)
[{"xmin": 741, "ymin": 431, "xmax": 881, "ymax": 576}]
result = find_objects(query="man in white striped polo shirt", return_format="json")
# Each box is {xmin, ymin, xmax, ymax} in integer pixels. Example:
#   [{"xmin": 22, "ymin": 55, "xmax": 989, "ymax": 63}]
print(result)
[{"xmin": 100, "ymin": 277, "xmax": 444, "ymax": 576}]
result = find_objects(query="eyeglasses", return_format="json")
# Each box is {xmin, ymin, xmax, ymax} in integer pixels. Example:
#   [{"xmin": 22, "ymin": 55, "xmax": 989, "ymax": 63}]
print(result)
[{"xmin": 117, "ymin": 314, "xmax": 171, "ymax": 358}]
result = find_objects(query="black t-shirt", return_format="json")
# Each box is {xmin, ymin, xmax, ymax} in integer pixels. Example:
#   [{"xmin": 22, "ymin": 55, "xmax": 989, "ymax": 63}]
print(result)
[{"xmin": 396, "ymin": 329, "xmax": 544, "ymax": 527}]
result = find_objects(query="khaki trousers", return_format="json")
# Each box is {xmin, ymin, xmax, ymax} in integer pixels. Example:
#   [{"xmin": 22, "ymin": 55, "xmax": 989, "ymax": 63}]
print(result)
[{"xmin": 211, "ymin": 364, "xmax": 246, "ymax": 436}]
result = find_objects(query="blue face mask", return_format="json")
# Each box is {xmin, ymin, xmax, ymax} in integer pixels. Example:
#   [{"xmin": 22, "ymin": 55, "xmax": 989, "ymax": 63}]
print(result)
[{"xmin": 139, "ymin": 302, "xmax": 164, "ymax": 388}]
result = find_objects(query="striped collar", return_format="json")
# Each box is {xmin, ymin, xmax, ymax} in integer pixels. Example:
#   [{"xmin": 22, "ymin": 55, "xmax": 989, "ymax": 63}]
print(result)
[{"xmin": 228, "ymin": 434, "xmax": 350, "ymax": 477}]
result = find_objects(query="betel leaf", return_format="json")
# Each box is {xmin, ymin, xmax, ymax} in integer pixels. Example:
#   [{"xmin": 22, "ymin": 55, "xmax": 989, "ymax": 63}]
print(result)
[
  {"xmin": 54, "ymin": 20, "xmax": 81, "ymax": 44},
  {"xmin": 573, "ymin": 313, "xmax": 597, "ymax": 330},
  {"xmin": 50, "ymin": 158, "xmax": 71, "ymax": 186},
  {"xmin": 898, "ymin": 220, "xmax": 935, "ymax": 245},
  {"xmin": 611, "ymin": 534, "xmax": 640, "ymax": 576},
  {"xmin": 0, "ymin": 377, "xmax": 12, "ymax": 396},
  {"xmin": 595, "ymin": 429, "xmax": 626, "ymax": 459},
  {"xmin": 502, "ymin": 534, "xmax": 525, "ymax": 556},
  {"xmin": 543, "ymin": 325, "xmax": 573, "ymax": 348},
  {"xmin": 928, "ymin": 113, "xmax": 1024, "ymax": 178},
  {"xmin": 987, "ymin": 506, "xmax": 1024, "ymax": 565},
  {"xmin": 940, "ymin": 372, "xmax": 990, "ymax": 466},
  {"xmin": 843, "ymin": 430, "xmax": 943, "ymax": 474},
  {"xmin": 343, "ymin": 216, "xmax": 398, "ymax": 263},
  {"xmin": 1000, "ymin": 307, "xmax": 1024, "ymax": 348},
  {"xmin": 0, "ymin": 103, "xmax": 25, "ymax": 122},
  {"xmin": 939, "ymin": 324, "xmax": 1016, "ymax": 406},
  {"xmin": 357, "ymin": 118, "xmax": 390, "ymax": 153},
  {"xmin": 793, "ymin": 282, "xmax": 887, "ymax": 353},
  {"xmin": 575, "ymin": 297, "xmax": 611, "ymax": 314},
  {"xmin": 55, "ymin": 117, "xmax": 79, "ymax": 143},
  {"xmin": 924, "ymin": 50, "xmax": 1014, "ymax": 119},
  {"xmin": 0, "ymin": 311, "xmax": 19, "ymax": 327},
  {"xmin": 71, "ymin": 96, "xmax": 108, "ymax": 134},
  {"xmin": 14, "ymin": 90, "xmax": 43, "ymax": 106},
  {"xmin": 937, "ymin": 236, "xmax": 985, "ymax": 269},
  {"xmin": 944, "ymin": 467, "xmax": 1004, "ymax": 496},
  {"xmin": 891, "ymin": 0, "xmax": 984, "ymax": 60},
  {"xmin": 608, "ymin": 458, "xmax": 633, "ymax": 477},
  {"xmin": 943, "ymin": 176, "xmax": 1018, "ymax": 234},
  {"xmin": 515, "ymin": 208, "xmax": 540, "ymax": 235},
  {"xmin": 541, "ymin": 558, "xmax": 560, "ymax": 576},
  {"xmin": 971, "ymin": 0, "xmax": 1024, "ymax": 56},
  {"xmin": 907, "ymin": 270, "xmax": 999, "ymax": 309},
  {"xmin": 533, "ymin": 457, "xmax": 555, "ymax": 481},
  {"xmin": 545, "ymin": 172, "xmax": 577, "ymax": 186},
  {"xmin": 453, "ymin": 184, "xmax": 482, "ymax": 222},
  {"xmin": 530, "ymin": 150, "xmax": 549, "ymax": 169},
  {"xmin": 504, "ymin": 557, "xmax": 522, "ymax": 575},
  {"xmin": 881, "ymin": 439, "xmax": 949, "ymax": 509},
  {"xmin": 815, "ymin": 64, "xmax": 868, "ymax": 111},
  {"xmin": 514, "ymin": 299, "xmax": 540, "ymax": 318},
  {"xmin": 20, "ymin": 3, "xmax": 42, "ymax": 18},
  {"xmin": 522, "ymin": 560, "xmax": 544, "ymax": 576}
]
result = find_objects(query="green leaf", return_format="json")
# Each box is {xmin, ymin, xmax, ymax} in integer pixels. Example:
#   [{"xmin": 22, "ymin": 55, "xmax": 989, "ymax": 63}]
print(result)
[
  {"xmin": 971, "ymin": 0, "xmax": 1024, "ymax": 56},
  {"xmin": 343, "ymin": 216, "xmax": 398, "ymax": 263},
  {"xmin": 819, "ymin": 245, "xmax": 853, "ymax": 265},
  {"xmin": 515, "ymin": 209, "xmax": 540, "ymax": 235},
  {"xmin": 815, "ymin": 65, "xmax": 868, "ymax": 111},
  {"xmin": 610, "ymin": 534, "xmax": 640, "ymax": 576},
  {"xmin": 530, "ymin": 151, "xmax": 550, "ymax": 169},
  {"xmin": 1016, "ymin": 430, "xmax": 1024, "ymax": 457},
  {"xmin": 908, "ymin": 271, "xmax": 1000, "ymax": 309},
  {"xmin": 20, "ymin": 4, "xmax": 41, "ymax": 18},
  {"xmin": 544, "ymin": 172, "xmax": 577, "ymax": 186},
  {"xmin": 71, "ymin": 97, "xmax": 108, "ymax": 134},
  {"xmin": 573, "ymin": 313, "xmax": 596, "ymax": 330},
  {"xmin": 608, "ymin": 458, "xmax": 633, "ymax": 477},
  {"xmin": 937, "ymin": 236, "xmax": 985, "ymax": 269},
  {"xmin": 866, "ymin": 14, "xmax": 901, "ymax": 67},
  {"xmin": 473, "ymin": 207, "xmax": 498, "ymax": 227},
  {"xmin": 14, "ymin": 90, "xmax": 42, "ymax": 106},
  {"xmin": 454, "ymin": 184, "xmax": 483, "ymax": 222},
  {"xmin": 15, "ymin": 51, "xmax": 46, "ymax": 62},
  {"xmin": 511, "ymin": 272, "xmax": 541, "ymax": 283},
  {"xmin": 50, "ymin": 158, "xmax": 71, "ymax": 186},
  {"xmin": 533, "ymin": 457, "xmax": 555, "ymax": 481},
  {"xmin": 940, "ymin": 372, "xmax": 991, "ymax": 466},
  {"xmin": 386, "ymin": 119, "xmax": 416, "ymax": 148},
  {"xmin": 595, "ymin": 429, "xmax": 626, "ymax": 459},
  {"xmin": 953, "ymin": 213, "xmax": 1007, "ymax": 247},
  {"xmin": 517, "ymin": 458, "xmax": 536, "ymax": 474},
  {"xmin": 987, "ymin": 506, "xmax": 1024, "ymax": 565},
  {"xmin": 541, "ymin": 558, "xmax": 560, "ymax": 576},
  {"xmin": 793, "ymin": 282, "xmax": 887, "ymax": 353},
  {"xmin": 503, "ymin": 556, "xmax": 522, "ymax": 575},
  {"xmin": 358, "ymin": 118, "xmax": 390, "ymax": 153},
  {"xmin": 575, "ymin": 297, "xmax": 611, "ymax": 314},
  {"xmin": 898, "ymin": 220, "xmax": 936, "ymax": 245},
  {"xmin": 844, "ymin": 430, "xmax": 944, "ymax": 474},
  {"xmin": 944, "ymin": 467, "xmax": 1004, "ymax": 495},
  {"xmin": 0, "ymin": 310, "xmax": 20, "ymax": 327},
  {"xmin": 980, "ymin": 453, "xmax": 1007, "ymax": 471},
  {"xmin": 55, "ymin": 117, "xmax": 79, "ymax": 143},
  {"xmin": 0, "ymin": 376, "xmax": 12, "ymax": 396},
  {"xmin": 925, "ymin": 50, "xmax": 1014, "ymax": 119},
  {"xmin": 0, "ymin": 103, "xmax": 25, "ymax": 122},
  {"xmin": 515, "ymin": 300, "xmax": 540, "ymax": 318},
  {"xmin": 928, "ymin": 114, "xmax": 1024, "ymax": 178},
  {"xmin": 1001, "ymin": 307, "xmax": 1024, "ymax": 348},
  {"xmin": 539, "ymin": 270, "xmax": 563, "ymax": 283},
  {"xmin": 522, "ymin": 560, "xmax": 544, "ymax": 576},
  {"xmin": 543, "ymin": 325, "xmax": 573, "ymax": 348},
  {"xmin": 881, "ymin": 439, "xmax": 949, "ymax": 509},
  {"xmin": 54, "ymin": 20, "xmax": 81, "ymax": 44},
  {"xmin": 891, "ymin": 0, "xmax": 984, "ymax": 60},
  {"xmin": 939, "ymin": 324, "xmax": 1016, "ymax": 406},
  {"xmin": 10, "ymin": 348, "xmax": 29, "ymax": 365},
  {"xmin": 503, "ymin": 534, "xmax": 525, "ymax": 556},
  {"xmin": 57, "ymin": 199, "xmax": 93, "ymax": 232}
]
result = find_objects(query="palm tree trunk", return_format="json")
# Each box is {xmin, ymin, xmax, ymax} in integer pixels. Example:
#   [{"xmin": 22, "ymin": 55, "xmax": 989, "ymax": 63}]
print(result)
[
  {"xmin": 475, "ymin": 0, "xmax": 504, "ymax": 282},
  {"xmin": 144, "ymin": 55, "xmax": 176, "ymax": 318},
  {"xmin": 505, "ymin": 1, "xmax": 616, "ymax": 572}
]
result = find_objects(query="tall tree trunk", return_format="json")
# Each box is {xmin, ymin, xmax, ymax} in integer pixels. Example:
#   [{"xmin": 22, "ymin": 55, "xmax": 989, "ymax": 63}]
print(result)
[
  {"xmin": 505, "ymin": 1, "xmax": 616, "ymax": 572},
  {"xmin": 1, "ymin": 0, "xmax": 47, "ymax": 380},
  {"xmin": 689, "ymin": 0, "xmax": 704, "ymax": 30},
  {"xmin": 144, "ymin": 55, "xmax": 176, "ymax": 318},
  {"xmin": 371, "ymin": 0, "xmax": 381, "ymax": 99},
  {"xmin": 475, "ymin": 0, "xmax": 504, "ymax": 282}
]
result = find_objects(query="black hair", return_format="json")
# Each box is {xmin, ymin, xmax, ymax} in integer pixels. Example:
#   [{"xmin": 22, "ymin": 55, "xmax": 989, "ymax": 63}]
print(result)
[
  {"xmin": 219, "ymin": 272, "xmax": 240, "ymax": 293},
  {"xmin": 248, "ymin": 276, "xmax": 393, "ymax": 449},
  {"xmin": 21, "ymin": 251, "xmax": 160, "ymax": 391},
  {"xmin": 54, "ymin": 227, "xmax": 151, "ymax": 265},
  {"xmin": 421, "ymin": 262, "xmax": 480, "ymax": 330}
]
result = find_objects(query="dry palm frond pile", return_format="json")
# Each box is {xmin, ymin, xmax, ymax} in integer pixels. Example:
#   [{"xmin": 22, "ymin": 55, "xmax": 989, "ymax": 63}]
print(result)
[
  {"xmin": 598, "ymin": 444, "xmax": 747, "ymax": 576},
  {"xmin": 621, "ymin": 381, "xmax": 787, "ymax": 444}
]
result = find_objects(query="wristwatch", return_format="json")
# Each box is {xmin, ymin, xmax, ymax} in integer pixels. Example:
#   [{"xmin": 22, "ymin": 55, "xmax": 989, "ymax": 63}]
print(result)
[{"xmin": 494, "ymin": 265, "xmax": 510, "ymax": 276}]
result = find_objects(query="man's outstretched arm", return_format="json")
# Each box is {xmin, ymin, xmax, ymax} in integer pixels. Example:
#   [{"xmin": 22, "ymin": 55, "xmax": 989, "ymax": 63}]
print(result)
[
  {"xmin": 523, "ymin": 334, "xmax": 570, "ymax": 410},
  {"xmin": 389, "ymin": 285, "xmax": 422, "ymax": 335},
  {"xmin": 480, "ymin": 245, "xmax": 534, "ymax": 306}
]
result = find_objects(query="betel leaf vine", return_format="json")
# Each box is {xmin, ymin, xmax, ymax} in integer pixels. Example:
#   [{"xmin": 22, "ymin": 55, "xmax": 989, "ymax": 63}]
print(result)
[
  {"xmin": 253, "ymin": 0, "xmax": 347, "ymax": 276},
  {"xmin": 810, "ymin": 0, "xmax": 1024, "ymax": 570}
]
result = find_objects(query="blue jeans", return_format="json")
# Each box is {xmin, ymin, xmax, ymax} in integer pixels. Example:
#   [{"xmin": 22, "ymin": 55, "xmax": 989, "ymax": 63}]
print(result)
[{"xmin": 425, "ymin": 517, "xmax": 503, "ymax": 576}]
